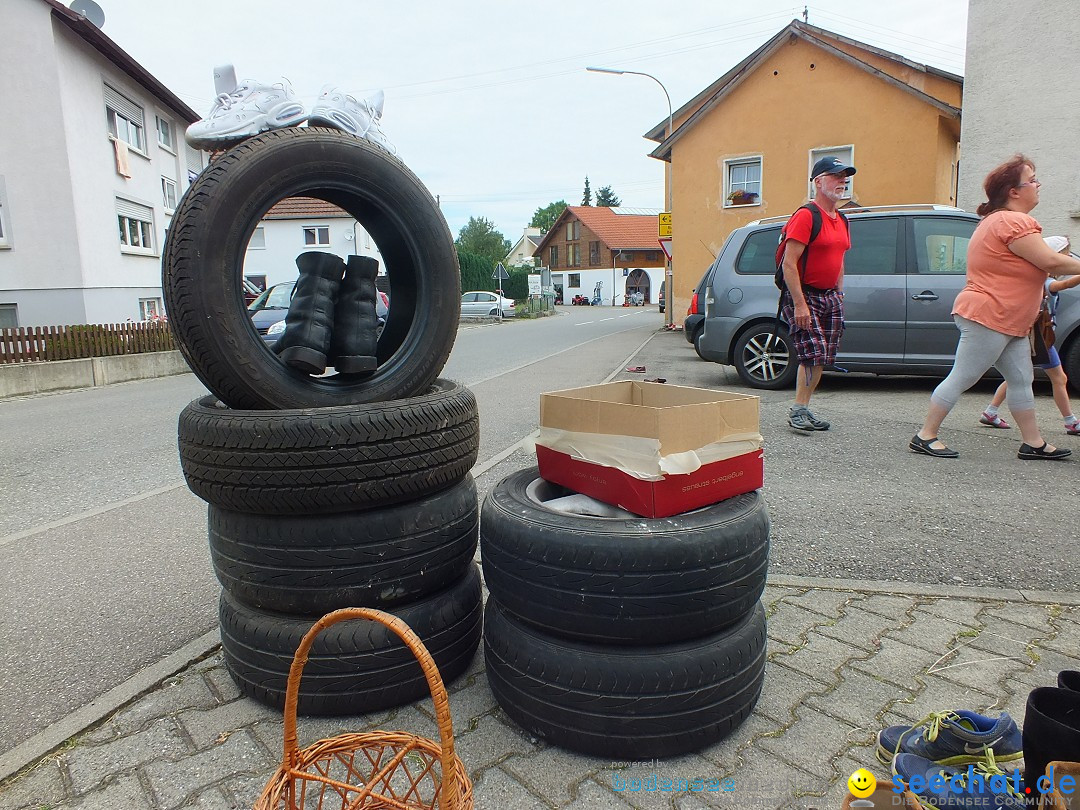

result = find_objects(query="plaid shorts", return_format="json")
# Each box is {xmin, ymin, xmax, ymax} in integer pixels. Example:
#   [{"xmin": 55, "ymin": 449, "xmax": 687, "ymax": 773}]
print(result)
[{"xmin": 781, "ymin": 288, "xmax": 844, "ymax": 367}]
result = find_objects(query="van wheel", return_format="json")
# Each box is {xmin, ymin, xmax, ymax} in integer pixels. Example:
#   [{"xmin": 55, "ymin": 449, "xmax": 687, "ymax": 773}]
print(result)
[
  {"xmin": 733, "ymin": 323, "xmax": 798, "ymax": 389},
  {"xmin": 692, "ymin": 326, "xmax": 706, "ymax": 359}
]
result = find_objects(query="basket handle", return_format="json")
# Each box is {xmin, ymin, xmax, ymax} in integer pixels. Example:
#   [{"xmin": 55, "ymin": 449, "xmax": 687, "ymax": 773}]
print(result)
[{"xmin": 280, "ymin": 607, "xmax": 461, "ymax": 810}]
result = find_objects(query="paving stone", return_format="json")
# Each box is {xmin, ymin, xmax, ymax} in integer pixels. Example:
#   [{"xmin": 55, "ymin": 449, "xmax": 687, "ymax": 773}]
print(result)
[
  {"xmin": 919, "ymin": 597, "xmax": 991, "ymax": 626},
  {"xmin": 855, "ymin": 594, "xmax": 916, "ymax": 621},
  {"xmin": 142, "ymin": 729, "xmax": 271, "ymax": 810},
  {"xmin": 765, "ymin": 602, "xmax": 833, "ymax": 647},
  {"xmin": 500, "ymin": 744, "xmax": 603, "ymax": 807},
  {"xmin": 52, "ymin": 773, "xmax": 152, "ymax": 810},
  {"xmin": 771, "ymin": 633, "xmax": 862, "ymax": 689},
  {"xmin": 1028, "ymin": 645, "xmax": 1080, "ymax": 679},
  {"xmin": 220, "ymin": 771, "xmax": 276, "ymax": 810},
  {"xmin": 180, "ymin": 786, "xmax": 240, "ymax": 810},
  {"xmin": 604, "ymin": 754, "xmax": 725, "ymax": 810},
  {"xmin": 63, "ymin": 718, "xmax": 188, "ymax": 793},
  {"xmin": 849, "ymin": 637, "xmax": 937, "ymax": 690},
  {"xmin": 178, "ymin": 698, "xmax": 281, "ymax": 750},
  {"xmin": 883, "ymin": 610, "xmax": 978, "ymax": 657},
  {"xmin": 806, "ymin": 667, "xmax": 915, "ymax": 732},
  {"xmin": 1, "ymin": 758, "xmax": 67, "ymax": 810},
  {"xmin": 452, "ymin": 712, "xmax": 536, "ymax": 776},
  {"xmin": 753, "ymin": 661, "xmax": 825, "ymax": 724},
  {"xmin": 780, "ymin": 589, "xmax": 858, "ymax": 619},
  {"xmin": 725, "ymin": 747, "xmax": 824, "ymax": 808},
  {"xmin": 1037, "ymin": 611, "xmax": 1080, "ymax": 657},
  {"xmin": 203, "ymin": 661, "xmax": 242, "ymax": 703},
  {"xmin": 983, "ymin": 602, "xmax": 1062, "ymax": 632},
  {"xmin": 104, "ymin": 672, "xmax": 219, "ymax": 737},
  {"xmin": 929, "ymin": 647, "xmax": 1034, "ymax": 692},
  {"xmin": 562, "ymin": 776, "xmax": 637, "ymax": 809},
  {"xmin": 964, "ymin": 622, "xmax": 1047, "ymax": 660},
  {"xmin": 697, "ymin": 710, "xmax": 782, "ymax": 774},
  {"xmin": 755, "ymin": 705, "xmax": 860, "ymax": 779},
  {"xmin": 468, "ymin": 765, "xmax": 551, "ymax": 810},
  {"xmin": 880, "ymin": 673, "xmax": 997, "ymax": 726},
  {"xmin": 817, "ymin": 606, "xmax": 906, "ymax": 652},
  {"xmin": 418, "ymin": 674, "xmax": 498, "ymax": 731}
]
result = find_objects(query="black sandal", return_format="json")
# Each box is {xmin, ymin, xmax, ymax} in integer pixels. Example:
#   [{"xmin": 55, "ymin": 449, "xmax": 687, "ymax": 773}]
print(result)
[
  {"xmin": 1018, "ymin": 442, "xmax": 1072, "ymax": 460},
  {"xmin": 909, "ymin": 435, "xmax": 958, "ymax": 458}
]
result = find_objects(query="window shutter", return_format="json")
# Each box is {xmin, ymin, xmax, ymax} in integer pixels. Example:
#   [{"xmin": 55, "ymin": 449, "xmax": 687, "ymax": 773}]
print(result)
[
  {"xmin": 185, "ymin": 143, "xmax": 204, "ymax": 172},
  {"xmin": 115, "ymin": 197, "xmax": 153, "ymax": 221},
  {"xmin": 103, "ymin": 84, "xmax": 145, "ymax": 126}
]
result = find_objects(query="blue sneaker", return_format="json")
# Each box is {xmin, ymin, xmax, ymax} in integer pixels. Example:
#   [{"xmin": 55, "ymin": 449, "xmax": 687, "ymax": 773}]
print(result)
[
  {"xmin": 876, "ymin": 710, "xmax": 1022, "ymax": 766},
  {"xmin": 892, "ymin": 751, "xmax": 1027, "ymax": 808}
]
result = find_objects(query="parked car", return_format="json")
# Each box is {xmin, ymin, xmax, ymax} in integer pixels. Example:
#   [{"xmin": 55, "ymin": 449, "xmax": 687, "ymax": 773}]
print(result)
[
  {"xmin": 461, "ymin": 290, "xmax": 515, "ymax": 317},
  {"xmin": 684, "ymin": 266, "xmax": 716, "ymax": 359},
  {"xmin": 658, "ymin": 282, "xmax": 665, "ymax": 313},
  {"xmin": 251, "ymin": 281, "xmax": 389, "ymax": 345},
  {"xmin": 243, "ymin": 278, "xmax": 263, "ymax": 306},
  {"xmin": 696, "ymin": 204, "xmax": 1080, "ymax": 391}
]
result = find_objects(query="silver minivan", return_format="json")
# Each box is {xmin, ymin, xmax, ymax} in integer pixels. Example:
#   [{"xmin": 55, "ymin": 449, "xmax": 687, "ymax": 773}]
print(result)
[{"xmin": 697, "ymin": 205, "xmax": 1080, "ymax": 391}]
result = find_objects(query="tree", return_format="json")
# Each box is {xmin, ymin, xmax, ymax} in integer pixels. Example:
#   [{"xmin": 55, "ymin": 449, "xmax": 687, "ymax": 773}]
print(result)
[
  {"xmin": 529, "ymin": 200, "xmax": 568, "ymax": 231},
  {"xmin": 455, "ymin": 217, "xmax": 511, "ymax": 267},
  {"xmin": 581, "ymin": 176, "xmax": 592, "ymax": 206},
  {"xmin": 596, "ymin": 185, "xmax": 622, "ymax": 207}
]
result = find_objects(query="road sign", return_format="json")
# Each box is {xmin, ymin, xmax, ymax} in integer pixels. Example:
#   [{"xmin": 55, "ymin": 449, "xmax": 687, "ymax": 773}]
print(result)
[
  {"xmin": 658, "ymin": 237, "xmax": 672, "ymax": 261},
  {"xmin": 492, "ymin": 262, "xmax": 510, "ymax": 281},
  {"xmin": 527, "ymin": 274, "xmax": 541, "ymax": 295},
  {"xmin": 658, "ymin": 212, "xmax": 672, "ymax": 237}
]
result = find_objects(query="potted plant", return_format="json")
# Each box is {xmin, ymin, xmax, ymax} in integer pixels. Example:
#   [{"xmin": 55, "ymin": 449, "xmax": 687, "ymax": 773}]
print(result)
[{"xmin": 727, "ymin": 189, "xmax": 759, "ymax": 206}]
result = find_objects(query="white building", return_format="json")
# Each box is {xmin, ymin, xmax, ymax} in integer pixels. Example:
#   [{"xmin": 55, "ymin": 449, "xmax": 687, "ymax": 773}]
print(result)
[
  {"xmin": 243, "ymin": 198, "xmax": 383, "ymax": 291},
  {"xmin": 504, "ymin": 226, "xmax": 543, "ymax": 267},
  {"xmin": 0, "ymin": 0, "xmax": 204, "ymax": 328},
  {"xmin": 959, "ymin": 1, "xmax": 1080, "ymax": 240}
]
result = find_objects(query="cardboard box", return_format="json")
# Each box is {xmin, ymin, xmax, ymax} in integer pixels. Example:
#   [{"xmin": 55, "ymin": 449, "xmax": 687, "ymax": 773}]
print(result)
[{"xmin": 535, "ymin": 381, "xmax": 762, "ymax": 518}]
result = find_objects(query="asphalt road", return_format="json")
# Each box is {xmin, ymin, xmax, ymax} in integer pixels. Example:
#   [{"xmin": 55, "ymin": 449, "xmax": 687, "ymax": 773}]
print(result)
[{"xmin": 2, "ymin": 304, "xmax": 1077, "ymax": 765}]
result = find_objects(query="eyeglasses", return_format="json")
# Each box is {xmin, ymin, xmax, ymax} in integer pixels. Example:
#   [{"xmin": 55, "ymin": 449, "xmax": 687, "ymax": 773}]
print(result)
[{"xmin": 1018, "ymin": 178, "xmax": 1041, "ymax": 188}]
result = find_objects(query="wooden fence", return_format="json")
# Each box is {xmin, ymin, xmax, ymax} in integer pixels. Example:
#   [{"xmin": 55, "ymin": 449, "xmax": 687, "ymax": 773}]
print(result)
[{"xmin": 0, "ymin": 322, "xmax": 176, "ymax": 364}]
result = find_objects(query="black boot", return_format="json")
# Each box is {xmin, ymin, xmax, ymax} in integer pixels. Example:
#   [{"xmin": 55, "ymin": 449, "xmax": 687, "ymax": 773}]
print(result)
[
  {"xmin": 1023, "ymin": 686, "xmax": 1080, "ymax": 789},
  {"xmin": 328, "ymin": 255, "xmax": 380, "ymax": 373},
  {"xmin": 1061, "ymin": 670, "xmax": 1080, "ymax": 692},
  {"xmin": 272, "ymin": 252, "xmax": 344, "ymax": 374}
]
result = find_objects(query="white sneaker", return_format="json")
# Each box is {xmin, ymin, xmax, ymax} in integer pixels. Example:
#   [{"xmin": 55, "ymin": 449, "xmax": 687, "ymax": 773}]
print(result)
[
  {"xmin": 185, "ymin": 79, "xmax": 307, "ymax": 150},
  {"xmin": 308, "ymin": 85, "xmax": 396, "ymax": 154}
]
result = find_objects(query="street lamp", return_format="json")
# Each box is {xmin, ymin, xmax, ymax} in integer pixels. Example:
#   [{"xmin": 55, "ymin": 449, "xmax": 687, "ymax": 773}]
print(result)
[{"xmin": 586, "ymin": 66, "xmax": 674, "ymax": 326}]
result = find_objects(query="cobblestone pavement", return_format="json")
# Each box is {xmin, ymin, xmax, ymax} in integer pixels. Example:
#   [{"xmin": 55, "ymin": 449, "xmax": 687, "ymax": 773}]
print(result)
[{"xmin": 4, "ymin": 575, "xmax": 1078, "ymax": 810}]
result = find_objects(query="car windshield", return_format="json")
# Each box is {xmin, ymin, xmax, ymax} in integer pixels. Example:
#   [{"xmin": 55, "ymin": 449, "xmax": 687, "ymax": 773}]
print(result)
[{"xmin": 248, "ymin": 284, "xmax": 294, "ymax": 311}]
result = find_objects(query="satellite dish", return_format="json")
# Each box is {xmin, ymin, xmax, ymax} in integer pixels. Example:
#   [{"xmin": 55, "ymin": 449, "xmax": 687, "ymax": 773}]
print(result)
[{"xmin": 69, "ymin": 0, "xmax": 105, "ymax": 28}]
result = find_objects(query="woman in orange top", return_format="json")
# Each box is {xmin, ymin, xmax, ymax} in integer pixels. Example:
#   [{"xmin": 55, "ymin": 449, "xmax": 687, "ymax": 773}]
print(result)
[{"xmin": 910, "ymin": 155, "xmax": 1080, "ymax": 460}]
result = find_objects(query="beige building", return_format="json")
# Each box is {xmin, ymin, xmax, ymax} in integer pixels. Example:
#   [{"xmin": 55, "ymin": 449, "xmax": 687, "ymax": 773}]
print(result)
[{"xmin": 646, "ymin": 20, "xmax": 963, "ymax": 322}]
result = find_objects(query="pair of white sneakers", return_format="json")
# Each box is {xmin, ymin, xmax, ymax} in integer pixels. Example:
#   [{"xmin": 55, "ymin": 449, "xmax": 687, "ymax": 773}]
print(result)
[{"xmin": 184, "ymin": 65, "xmax": 394, "ymax": 154}]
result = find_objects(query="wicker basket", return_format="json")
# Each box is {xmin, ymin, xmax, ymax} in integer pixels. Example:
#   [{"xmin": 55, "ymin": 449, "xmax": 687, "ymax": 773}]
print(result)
[{"xmin": 253, "ymin": 607, "xmax": 474, "ymax": 810}]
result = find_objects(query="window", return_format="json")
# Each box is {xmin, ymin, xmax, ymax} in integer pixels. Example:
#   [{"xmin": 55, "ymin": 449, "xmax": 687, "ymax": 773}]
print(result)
[
  {"xmin": 646, "ymin": 251, "xmax": 659, "ymax": 262},
  {"xmin": 116, "ymin": 198, "xmax": 155, "ymax": 254},
  {"xmin": 589, "ymin": 241, "xmax": 601, "ymax": 265},
  {"xmin": 809, "ymin": 146, "xmax": 854, "ymax": 199},
  {"xmin": 185, "ymin": 144, "xmax": 204, "ymax": 183},
  {"xmin": 735, "ymin": 227, "xmax": 783, "ymax": 275},
  {"xmin": 104, "ymin": 85, "xmax": 146, "ymax": 152},
  {"xmin": 568, "ymin": 273, "xmax": 581, "ymax": 288},
  {"xmin": 139, "ymin": 298, "xmax": 163, "ymax": 321},
  {"xmin": 247, "ymin": 226, "xmax": 266, "ymax": 249},
  {"xmin": 303, "ymin": 225, "xmax": 330, "ymax": 246},
  {"xmin": 156, "ymin": 115, "xmax": 175, "ymax": 151},
  {"xmin": 161, "ymin": 177, "xmax": 178, "ymax": 211},
  {"xmin": 725, "ymin": 157, "xmax": 762, "ymax": 206},
  {"xmin": 0, "ymin": 196, "xmax": 8, "ymax": 249},
  {"xmin": 567, "ymin": 243, "xmax": 581, "ymax": 267},
  {"xmin": 0, "ymin": 304, "xmax": 17, "ymax": 328},
  {"xmin": 549, "ymin": 246, "xmax": 558, "ymax": 267},
  {"xmin": 566, "ymin": 221, "xmax": 580, "ymax": 240},
  {"xmin": 913, "ymin": 217, "xmax": 975, "ymax": 274},
  {"xmin": 845, "ymin": 218, "xmax": 900, "ymax": 275}
]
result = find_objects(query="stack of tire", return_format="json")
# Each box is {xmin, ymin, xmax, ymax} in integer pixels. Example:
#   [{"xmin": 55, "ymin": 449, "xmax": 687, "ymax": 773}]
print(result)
[
  {"xmin": 479, "ymin": 468, "xmax": 770, "ymax": 758},
  {"xmin": 162, "ymin": 127, "xmax": 482, "ymax": 715}
]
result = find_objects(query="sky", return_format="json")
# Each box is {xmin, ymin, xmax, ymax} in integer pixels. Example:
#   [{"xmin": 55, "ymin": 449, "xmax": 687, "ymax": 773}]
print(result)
[{"xmin": 87, "ymin": 0, "xmax": 969, "ymax": 244}]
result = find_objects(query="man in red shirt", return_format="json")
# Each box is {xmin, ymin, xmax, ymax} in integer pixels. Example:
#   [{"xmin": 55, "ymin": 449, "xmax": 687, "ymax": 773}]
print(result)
[{"xmin": 779, "ymin": 156, "xmax": 855, "ymax": 431}]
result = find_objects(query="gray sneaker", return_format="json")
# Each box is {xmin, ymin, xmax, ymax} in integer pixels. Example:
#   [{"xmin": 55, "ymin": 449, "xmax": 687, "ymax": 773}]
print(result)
[{"xmin": 789, "ymin": 406, "xmax": 830, "ymax": 431}]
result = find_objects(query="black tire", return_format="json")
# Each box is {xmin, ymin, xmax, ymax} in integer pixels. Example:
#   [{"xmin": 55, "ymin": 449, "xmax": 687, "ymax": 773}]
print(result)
[
  {"xmin": 693, "ymin": 325, "xmax": 706, "ymax": 360},
  {"xmin": 733, "ymin": 321, "xmax": 799, "ymax": 389},
  {"xmin": 480, "ymin": 468, "xmax": 768, "ymax": 644},
  {"xmin": 162, "ymin": 127, "xmax": 460, "ymax": 410},
  {"xmin": 178, "ymin": 380, "xmax": 478, "ymax": 514},
  {"xmin": 220, "ymin": 564, "xmax": 482, "ymax": 715},
  {"xmin": 208, "ymin": 475, "xmax": 479, "ymax": 614},
  {"xmin": 484, "ymin": 598, "xmax": 766, "ymax": 758}
]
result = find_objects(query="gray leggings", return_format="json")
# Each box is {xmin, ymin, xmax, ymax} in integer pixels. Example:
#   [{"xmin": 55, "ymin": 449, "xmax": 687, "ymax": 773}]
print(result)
[{"xmin": 931, "ymin": 315, "xmax": 1035, "ymax": 412}]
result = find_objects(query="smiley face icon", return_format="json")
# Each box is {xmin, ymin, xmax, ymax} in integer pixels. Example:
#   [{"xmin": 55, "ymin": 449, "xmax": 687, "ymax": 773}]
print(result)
[{"xmin": 847, "ymin": 768, "xmax": 876, "ymax": 798}]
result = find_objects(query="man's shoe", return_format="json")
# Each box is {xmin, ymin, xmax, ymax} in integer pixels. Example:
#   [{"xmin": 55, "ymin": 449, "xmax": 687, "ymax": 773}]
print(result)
[
  {"xmin": 788, "ymin": 406, "xmax": 815, "ymax": 431},
  {"xmin": 805, "ymin": 409, "xmax": 830, "ymax": 430},
  {"xmin": 185, "ymin": 79, "xmax": 307, "ymax": 150},
  {"xmin": 876, "ymin": 709, "xmax": 1022, "ymax": 767},
  {"xmin": 979, "ymin": 411, "xmax": 1011, "ymax": 429},
  {"xmin": 308, "ymin": 86, "xmax": 396, "ymax": 154},
  {"xmin": 1017, "ymin": 442, "xmax": 1071, "ymax": 460},
  {"xmin": 892, "ymin": 751, "xmax": 1026, "ymax": 808}
]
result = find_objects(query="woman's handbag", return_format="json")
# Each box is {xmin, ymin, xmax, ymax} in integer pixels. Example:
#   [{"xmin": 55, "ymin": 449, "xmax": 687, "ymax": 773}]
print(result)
[{"xmin": 1031, "ymin": 297, "xmax": 1055, "ymax": 365}]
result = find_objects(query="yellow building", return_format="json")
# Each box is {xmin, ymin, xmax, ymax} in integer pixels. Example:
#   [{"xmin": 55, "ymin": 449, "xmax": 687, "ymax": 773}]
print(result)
[{"xmin": 646, "ymin": 20, "xmax": 963, "ymax": 323}]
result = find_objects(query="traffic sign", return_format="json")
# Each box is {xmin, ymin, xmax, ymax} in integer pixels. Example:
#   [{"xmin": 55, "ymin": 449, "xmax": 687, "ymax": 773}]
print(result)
[
  {"xmin": 658, "ymin": 237, "xmax": 672, "ymax": 261},
  {"xmin": 492, "ymin": 262, "xmax": 510, "ymax": 280},
  {"xmin": 658, "ymin": 212, "xmax": 672, "ymax": 237}
]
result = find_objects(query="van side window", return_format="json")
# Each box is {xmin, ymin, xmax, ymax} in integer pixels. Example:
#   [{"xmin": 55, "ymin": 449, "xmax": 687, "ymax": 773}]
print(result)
[
  {"xmin": 845, "ymin": 218, "xmax": 900, "ymax": 275},
  {"xmin": 734, "ymin": 227, "xmax": 782, "ymax": 274},
  {"xmin": 913, "ymin": 218, "xmax": 975, "ymax": 274}
]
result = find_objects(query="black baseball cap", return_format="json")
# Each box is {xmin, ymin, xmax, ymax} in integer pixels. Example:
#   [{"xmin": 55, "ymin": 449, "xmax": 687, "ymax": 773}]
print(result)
[{"xmin": 811, "ymin": 156, "xmax": 857, "ymax": 179}]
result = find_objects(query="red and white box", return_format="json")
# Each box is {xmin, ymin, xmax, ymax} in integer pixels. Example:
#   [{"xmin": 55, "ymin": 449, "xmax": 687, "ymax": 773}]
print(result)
[{"xmin": 535, "ymin": 381, "xmax": 763, "ymax": 518}]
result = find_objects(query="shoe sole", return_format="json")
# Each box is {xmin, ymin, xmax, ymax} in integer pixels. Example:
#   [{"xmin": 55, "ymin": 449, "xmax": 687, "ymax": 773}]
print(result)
[
  {"xmin": 979, "ymin": 421, "xmax": 1009, "ymax": 428},
  {"xmin": 788, "ymin": 421, "xmax": 815, "ymax": 431},
  {"xmin": 1018, "ymin": 450, "xmax": 1072, "ymax": 460},
  {"xmin": 308, "ymin": 111, "xmax": 395, "ymax": 153},
  {"xmin": 877, "ymin": 740, "xmax": 1024, "ymax": 767},
  {"xmin": 909, "ymin": 441, "xmax": 958, "ymax": 458},
  {"xmin": 186, "ymin": 105, "xmax": 308, "ymax": 150}
]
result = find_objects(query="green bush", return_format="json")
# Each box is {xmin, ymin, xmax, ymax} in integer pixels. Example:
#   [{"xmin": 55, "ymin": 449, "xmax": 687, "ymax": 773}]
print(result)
[{"xmin": 458, "ymin": 251, "xmax": 495, "ymax": 293}]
